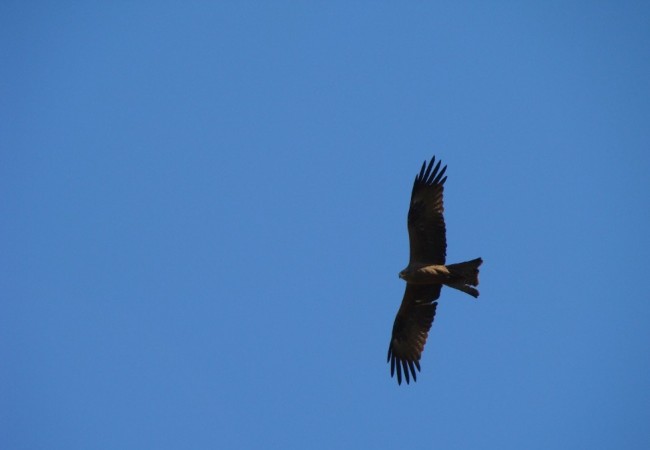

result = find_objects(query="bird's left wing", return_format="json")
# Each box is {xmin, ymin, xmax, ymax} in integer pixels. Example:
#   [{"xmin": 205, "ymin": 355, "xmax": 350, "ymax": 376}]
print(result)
[{"xmin": 407, "ymin": 156, "xmax": 447, "ymax": 265}]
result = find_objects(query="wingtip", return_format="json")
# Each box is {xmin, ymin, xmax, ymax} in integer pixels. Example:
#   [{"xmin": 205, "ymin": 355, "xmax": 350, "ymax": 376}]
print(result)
[
  {"xmin": 414, "ymin": 155, "xmax": 447, "ymax": 187},
  {"xmin": 389, "ymin": 354, "xmax": 423, "ymax": 385}
]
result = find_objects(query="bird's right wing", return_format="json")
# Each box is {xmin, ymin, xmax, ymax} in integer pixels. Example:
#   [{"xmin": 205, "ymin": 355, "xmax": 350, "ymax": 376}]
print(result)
[{"xmin": 387, "ymin": 283, "xmax": 441, "ymax": 385}]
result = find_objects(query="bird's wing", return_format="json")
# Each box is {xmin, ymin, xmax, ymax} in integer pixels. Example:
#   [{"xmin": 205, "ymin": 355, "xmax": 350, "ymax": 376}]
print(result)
[
  {"xmin": 387, "ymin": 283, "xmax": 441, "ymax": 385},
  {"xmin": 407, "ymin": 156, "xmax": 447, "ymax": 265}
]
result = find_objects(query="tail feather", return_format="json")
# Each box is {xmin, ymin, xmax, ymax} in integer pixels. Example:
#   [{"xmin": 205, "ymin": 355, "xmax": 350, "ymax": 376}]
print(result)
[{"xmin": 445, "ymin": 257, "xmax": 483, "ymax": 298}]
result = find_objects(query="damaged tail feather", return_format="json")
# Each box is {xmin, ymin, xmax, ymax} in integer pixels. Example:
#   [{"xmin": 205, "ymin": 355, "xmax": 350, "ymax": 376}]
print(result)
[{"xmin": 445, "ymin": 257, "xmax": 483, "ymax": 298}]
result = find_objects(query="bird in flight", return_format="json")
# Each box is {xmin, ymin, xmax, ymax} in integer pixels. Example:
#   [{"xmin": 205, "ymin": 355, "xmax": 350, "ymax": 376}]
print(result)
[{"xmin": 387, "ymin": 156, "xmax": 482, "ymax": 385}]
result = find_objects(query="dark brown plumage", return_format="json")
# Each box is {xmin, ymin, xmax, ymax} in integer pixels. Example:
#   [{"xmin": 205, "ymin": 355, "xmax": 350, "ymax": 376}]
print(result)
[{"xmin": 388, "ymin": 156, "xmax": 483, "ymax": 385}]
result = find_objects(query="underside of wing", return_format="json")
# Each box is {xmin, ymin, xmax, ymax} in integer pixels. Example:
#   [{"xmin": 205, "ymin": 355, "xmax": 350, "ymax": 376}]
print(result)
[
  {"xmin": 387, "ymin": 283, "xmax": 441, "ymax": 385},
  {"xmin": 408, "ymin": 156, "xmax": 447, "ymax": 265}
]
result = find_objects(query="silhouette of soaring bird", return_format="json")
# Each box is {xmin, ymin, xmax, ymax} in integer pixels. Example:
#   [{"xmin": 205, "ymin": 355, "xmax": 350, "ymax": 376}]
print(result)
[{"xmin": 387, "ymin": 156, "xmax": 483, "ymax": 385}]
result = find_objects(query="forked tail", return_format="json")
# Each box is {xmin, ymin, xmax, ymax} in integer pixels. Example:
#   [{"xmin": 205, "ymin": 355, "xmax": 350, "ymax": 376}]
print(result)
[{"xmin": 445, "ymin": 257, "xmax": 483, "ymax": 298}]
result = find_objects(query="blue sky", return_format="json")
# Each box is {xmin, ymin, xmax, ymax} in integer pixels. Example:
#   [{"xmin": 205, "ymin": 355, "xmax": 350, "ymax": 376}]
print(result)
[{"xmin": 2, "ymin": 2, "xmax": 649, "ymax": 449}]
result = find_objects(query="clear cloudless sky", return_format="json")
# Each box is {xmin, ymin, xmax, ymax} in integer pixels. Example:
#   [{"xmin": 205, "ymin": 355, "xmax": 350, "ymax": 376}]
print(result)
[{"xmin": 2, "ymin": 2, "xmax": 649, "ymax": 449}]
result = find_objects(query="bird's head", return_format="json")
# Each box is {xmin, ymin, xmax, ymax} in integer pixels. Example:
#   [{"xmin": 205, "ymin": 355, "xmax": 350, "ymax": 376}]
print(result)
[{"xmin": 398, "ymin": 270, "xmax": 406, "ymax": 280}]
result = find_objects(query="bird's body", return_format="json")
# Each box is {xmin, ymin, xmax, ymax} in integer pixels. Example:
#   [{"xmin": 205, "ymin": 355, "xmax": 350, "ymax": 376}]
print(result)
[
  {"xmin": 399, "ymin": 264, "xmax": 451, "ymax": 284},
  {"xmin": 387, "ymin": 156, "xmax": 482, "ymax": 385}
]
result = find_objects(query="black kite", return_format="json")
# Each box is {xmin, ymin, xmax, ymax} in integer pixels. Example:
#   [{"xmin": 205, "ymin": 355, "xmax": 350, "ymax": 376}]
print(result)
[{"xmin": 387, "ymin": 156, "xmax": 482, "ymax": 385}]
